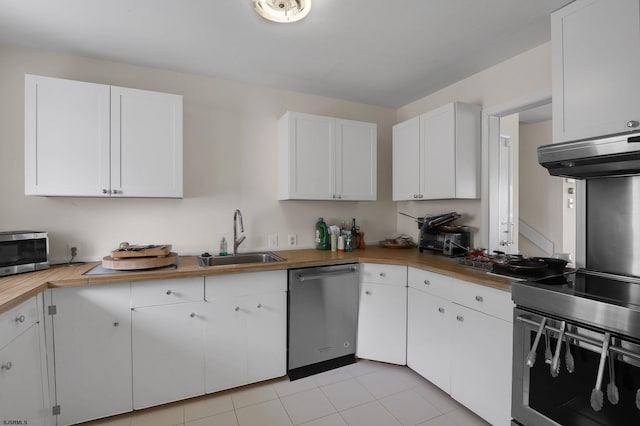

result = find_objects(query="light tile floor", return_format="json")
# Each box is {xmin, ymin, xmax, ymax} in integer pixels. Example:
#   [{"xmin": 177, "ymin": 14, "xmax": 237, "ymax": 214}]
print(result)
[{"xmin": 80, "ymin": 360, "xmax": 489, "ymax": 426}]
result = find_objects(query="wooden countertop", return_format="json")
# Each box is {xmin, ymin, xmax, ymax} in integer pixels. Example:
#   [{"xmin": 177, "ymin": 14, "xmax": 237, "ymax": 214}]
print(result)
[{"xmin": 0, "ymin": 246, "xmax": 512, "ymax": 314}]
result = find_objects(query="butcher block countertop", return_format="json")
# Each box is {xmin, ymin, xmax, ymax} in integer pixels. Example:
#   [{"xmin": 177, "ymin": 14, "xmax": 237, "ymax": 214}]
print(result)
[{"xmin": 0, "ymin": 246, "xmax": 512, "ymax": 314}]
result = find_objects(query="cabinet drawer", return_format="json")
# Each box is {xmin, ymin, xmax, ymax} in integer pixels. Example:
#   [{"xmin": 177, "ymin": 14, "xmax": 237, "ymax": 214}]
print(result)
[
  {"xmin": 407, "ymin": 267, "xmax": 453, "ymax": 300},
  {"xmin": 206, "ymin": 270, "xmax": 286, "ymax": 300},
  {"xmin": 450, "ymin": 278, "xmax": 513, "ymax": 322},
  {"xmin": 360, "ymin": 263, "xmax": 407, "ymax": 286},
  {"xmin": 0, "ymin": 296, "xmax": 39, "ymax": 349},
  {"xmin": 131, "ymin": 277, "xmax": 204, "ymax": 307}
]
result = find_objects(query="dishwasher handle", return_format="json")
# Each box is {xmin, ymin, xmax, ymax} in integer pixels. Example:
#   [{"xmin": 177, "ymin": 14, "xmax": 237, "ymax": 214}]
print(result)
[{"xmin": 296, "ymin": 267, "xmax": 358, "ymax": 282}]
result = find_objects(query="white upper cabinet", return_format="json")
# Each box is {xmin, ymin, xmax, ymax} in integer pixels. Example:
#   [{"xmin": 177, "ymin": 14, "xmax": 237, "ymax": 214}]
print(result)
[
  {"xmin": 25, "ymin": 74, "xmax": 183, "ymax": 197},
  {"xmin": 392, "ymin": 102, "xmax": 480, "ymax": 201},
  {"xmin": 278, "ymin": 111, "xmax": 377, "ymax": 200},
  {"xmin": 552, "ymin": 0, "xmax": 640, "ymax": 143}
]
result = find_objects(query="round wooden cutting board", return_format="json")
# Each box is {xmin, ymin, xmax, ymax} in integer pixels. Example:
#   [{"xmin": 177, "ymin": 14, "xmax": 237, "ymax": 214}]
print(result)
[{"xmin": 102, "ymin": 253, "xmax": 178, "ymax": 270}]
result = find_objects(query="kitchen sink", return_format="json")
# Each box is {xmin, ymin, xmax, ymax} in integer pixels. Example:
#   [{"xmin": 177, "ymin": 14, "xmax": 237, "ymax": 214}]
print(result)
[{"xmin": 197, "ymin": 252, "xmax": 285, "ymax": 267}]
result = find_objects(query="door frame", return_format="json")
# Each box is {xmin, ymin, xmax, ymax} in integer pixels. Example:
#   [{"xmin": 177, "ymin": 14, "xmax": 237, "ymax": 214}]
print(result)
[{"xmin": 480, "ymin": 89, "xmax": 552, "ymax": 251}]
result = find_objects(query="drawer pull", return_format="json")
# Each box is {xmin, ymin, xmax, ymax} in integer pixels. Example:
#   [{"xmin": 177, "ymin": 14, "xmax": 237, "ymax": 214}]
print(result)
[
  {"xmin": 15, "ymin": 315, "xmax": 26, "ymax": 323},
  {"xmin": 113, "ymin": 321, "xmax": 119, "ymax": 327},
  {"xmin": 379, "ymin": 272, "xmax": 386, "ymax": 277},
  {"xmin": 475, "ymin": 295, "xmax": 484, "ymax": 302},
  {"xmin": 234, "ymin": 306, "xmax": 240, "ymax": 312},
  {"xmin": 365, "ymin": 291, "xmax": 372, "ymax": 295},
  {"xmin": 424, "ymin": 280, "xmax": 430, "ymax": 285},
  {"xmin": 456, "ymin": 315, "xmax": 464, "ymax": 322},
  {"xmin": 166, "ymin": 290, "xmax": 173, "ymax": 295},
  {"xmin": 438, "ymin": 307, "xmax": 445, "ymax": 314},
  {"xmin": 257, "ymin": 303, "xmax": 263, "ymax": 309},
  {"xmin": 190, "ymin": 313, "xmax": 196, "ymax": 318},
  {"xmin": 1, "ymin": 362, "xmax": 12, "ymax": 371}
]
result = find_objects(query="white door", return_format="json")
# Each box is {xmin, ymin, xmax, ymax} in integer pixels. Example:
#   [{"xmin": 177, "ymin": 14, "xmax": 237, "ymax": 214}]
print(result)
[
  {"xmin": 421, "ymin": 104, "xmax": 456, "ymax": 200},
  {"xmin": 553, "ymin": 0, "xmax": 640, "ymax": 143},
  {"xmin": 204, "ymin": 297, "xmax": 247, "ymax": 393},
  {"xmin": 51, "ymin": 284, "xmax": 132, "ymax": 425},
  {"xmin": 25, "ymin": 75, "xmax": 110, "ymax": 196},
  {"xmin": 246, "ymin": 292, "xmax": 287, "ymax": 383},
  {"xmin": 111, "ymin": 86, "xmax": 183, "ymax": 197},
  {"xmin": 407, "ymin": 289, "xmax": 451, "ymax": 393},
  {"xmin": 335, "ymin": 119, "xmax": 377, "ymax": 200},
  {"xmin": 287, "ymin": 113, "xmax": 335, "ymax": 199},
  {"xmin": 132, "ymin": 301, "xmax": 205, "ymax": 408},
  {"xmin": 497, "ymin": 135, "xmax": 516, "ymax": 253},
  {"xmin": 392, "ymin": 117, "xmax": 420, "ymax": 200},
  {"xmin": 449, "ymin": 305, "xmax": 512, "ymax": 426},
  {"xmin": 357, "ymin": 283, "xmax": 407, "ymax": 365},
  {"xmin": 0, "ymin": 325, "xmax": 46, "ymax": 426}
]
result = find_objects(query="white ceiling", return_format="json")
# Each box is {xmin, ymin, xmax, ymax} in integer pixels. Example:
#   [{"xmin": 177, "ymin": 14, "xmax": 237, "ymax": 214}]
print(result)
[{"xmin": 0, "ymin": 0, "xmax": 572, "ymax": 108}]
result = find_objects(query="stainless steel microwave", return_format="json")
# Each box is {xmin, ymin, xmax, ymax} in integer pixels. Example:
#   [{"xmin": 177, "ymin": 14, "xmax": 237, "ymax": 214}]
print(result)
[{"xmin": 0, "ymin": 231, "xmax": 49, "ymax": 277}]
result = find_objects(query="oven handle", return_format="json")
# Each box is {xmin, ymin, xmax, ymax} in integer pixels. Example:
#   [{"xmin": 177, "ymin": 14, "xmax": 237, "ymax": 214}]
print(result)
[{"xmin": 517, "ymin": 315, "xmax": 640, "ymax": 363}]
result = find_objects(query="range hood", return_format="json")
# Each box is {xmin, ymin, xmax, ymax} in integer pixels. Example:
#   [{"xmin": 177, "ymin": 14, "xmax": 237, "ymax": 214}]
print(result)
[{"xmin": 538, "ymin": 133, "xmax": 640, "ymax": 179}]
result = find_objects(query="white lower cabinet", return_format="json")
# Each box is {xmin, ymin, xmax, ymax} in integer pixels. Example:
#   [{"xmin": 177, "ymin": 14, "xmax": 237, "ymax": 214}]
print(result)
[
  {"xmin": 204, "ymin": 271, "xmax": 287, "ymax": 393},
  {"xmin": 357, "ymin": 264, "xmax": 407, "ymax": 365},
  {"xmin": 130, "ymin": 277, "xmax": 206, "ymax": 409},
  {"xmin": 0, "ymin": 324, "xmax": 47, "ymax": 426},
  {"xmin": 406, "ymin": 268, "xmax": 513, "ymax": 426},
  {"xmin": 50, "ymin": 284, "xmax": 132, "ymax": 425}
]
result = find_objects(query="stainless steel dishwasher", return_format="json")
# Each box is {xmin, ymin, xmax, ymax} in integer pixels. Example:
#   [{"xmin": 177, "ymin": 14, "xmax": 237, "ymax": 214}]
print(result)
[{"xmin": 288, "ymin": 263, "xmax": 359, "ymax": 380}]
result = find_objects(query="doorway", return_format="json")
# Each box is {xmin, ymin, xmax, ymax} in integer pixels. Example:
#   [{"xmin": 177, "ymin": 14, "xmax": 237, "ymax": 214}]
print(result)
[{"xmin": 481, "ymin": 89, "xmax": 576, "ymax": 260}]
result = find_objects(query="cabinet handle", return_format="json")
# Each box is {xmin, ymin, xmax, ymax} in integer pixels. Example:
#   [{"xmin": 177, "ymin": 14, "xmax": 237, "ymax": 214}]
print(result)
[
  {"xmin": 379, "ymin": 272, "xmax": 386, "ymax": 277},
  {"xmin": 257, "ymin": 303, "xmax": 262, "ymax": 309},
  {"xmin": 102, "ymin": 188, "xmax": 112, "ymax": 194},
  {"xmin": 438, "ymin": 307, "xmax": 445, "ymax": 314},
  {"xmin": 627, "ymin": 120, "xmax": 640, "ymax": 128},
  {"xmin": 190, "ymin": 313, "xmax": 196, "ymax": 318},
  {"xmin": 413, "ymin": 194, "xmax": 418, "ymax": 199},
  {"xmin": 365, "ymin": 291, "xmax": 372, "ymax": 295},
  {"xmin": 113, "ymin": 321, "xmax": 119, "ymax": 327},
  {"xmin": 15, "ymin": 315, "xmax": 25, "ymax": 323},
  {"xmin": 456, "ymin": 315, "xmax": 464, "ymax": 322},
  {"xmin": 166, "ymin": 290, "xmax": 173, "ymax": 295},
  {"xmin": 332, "ymin": 194, "xmax": 337, "ymax": 199},
  {"xmin": 1, "ymin": 362, "xmax": 12, "ymax": 371},
  {"xmin": 475, "ymin": 295, "xmax": 484, "ymax": 302},
  {"xmin": 338, "ymin": 195, "xmax": 342, "ymax": 199},
  {"xmin": 234, "ymin": 306, "xmax": 240, "ymax": 311},
  {"xmin": 419, "ymin": 194, "xmax": 424, "ymax": 199},
  {"xmin": 423, "ymin": 280, "xmax": 430, "ymax": 285}
]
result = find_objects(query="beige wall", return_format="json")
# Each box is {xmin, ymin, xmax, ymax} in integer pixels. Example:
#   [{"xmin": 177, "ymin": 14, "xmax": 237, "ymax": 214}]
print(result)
[
  {"xmin": 518, "ymin": 119, "xmax": 562, "ymax": 257},
  {"xmin": 394, "ymin": 42, "xmax": 552, "ymax": 246},
  {"xmin": 0, "ymin": 44, "xmax": 397, "ymax": 262}
]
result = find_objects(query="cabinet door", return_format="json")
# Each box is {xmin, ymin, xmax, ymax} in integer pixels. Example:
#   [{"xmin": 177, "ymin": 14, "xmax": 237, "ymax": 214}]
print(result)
[
  {"xmin": 552, "ymin": 0, "xmax": 640, "ymax": 143},
  {"xmin": 25, "ymin": 74, "xmax": 110, "ymax": 196},
  {"xmin": 407, "ymin": 288, "xmax": 451, "ymax": 393},
  {"xmin": 204, "ymin": 297, "xmax": 247, "ymax": 393},
  {"xmin": 449, "ymin": 304, "xmax": 512, "ymax": 426},
  {"xmin": 132, "ymin": 301, "xmax": 205, "ymax": 408},
  {"xmin": 392, "ymin": 116, "xmax": 420, "ymax": 200},
  {"xmin": 0, "ymin": 325, "xmax": 46, "ymax": 426},
  {"xmin": 51, "ymin": 284, "xmax": 132, "ymax": 425},
  {"xmin": 335, "ymin": 119, "xmax": 377, "ymax": 200},
  {"xmin": 279, "ymin": 112, "xmax": 335, "ymax": 200},
  {"xmin": 246, "ymin": 292, "xmax": 287, "ymax": 383},
  {"xmin": 420, "ymin": 104, "xmax": 456, "ymax": 200},
  {"xmin": 111, "ymin": 86, "xmax": 183, "ymax": 197},
  {"xmin": 357, "ymin": 283, "xmax": 407, "ymax": 365}
]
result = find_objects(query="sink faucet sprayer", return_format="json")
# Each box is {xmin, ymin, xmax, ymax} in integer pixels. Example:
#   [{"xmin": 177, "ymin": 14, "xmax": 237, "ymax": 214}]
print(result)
[{"xmin": 233, "ymin": 209, "xmax": 245, "ymax": 255}]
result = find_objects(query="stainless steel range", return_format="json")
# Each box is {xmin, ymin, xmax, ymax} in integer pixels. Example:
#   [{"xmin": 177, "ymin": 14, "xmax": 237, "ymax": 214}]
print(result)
[{"xmin": 511, "ymin": 138, "xmax": 640, "ymax": 426}]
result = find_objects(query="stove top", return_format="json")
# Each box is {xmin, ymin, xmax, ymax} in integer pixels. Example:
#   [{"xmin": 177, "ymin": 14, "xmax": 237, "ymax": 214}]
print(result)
[{"xmin": 512, "ymin": 269, "xmax": 640, "ymax": 340}]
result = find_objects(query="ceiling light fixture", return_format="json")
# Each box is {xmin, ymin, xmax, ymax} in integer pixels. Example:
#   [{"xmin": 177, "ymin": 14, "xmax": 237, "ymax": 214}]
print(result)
[{"xmin": 253, "ymin": 0, "xmax": 311, "ymax": 23}]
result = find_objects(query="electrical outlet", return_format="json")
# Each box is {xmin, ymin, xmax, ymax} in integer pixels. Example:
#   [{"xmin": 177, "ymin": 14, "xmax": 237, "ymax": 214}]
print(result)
[
  {"xmin": 268, "ymin": 234, "xmax": 278, "ymax": 248},
  {"xmin": 68, "ymin": 243, "xmax": 80, "ymax": 259},
  {"xmin": 287, "ymin": 234, "xmax": 297, "ymax": 246}
]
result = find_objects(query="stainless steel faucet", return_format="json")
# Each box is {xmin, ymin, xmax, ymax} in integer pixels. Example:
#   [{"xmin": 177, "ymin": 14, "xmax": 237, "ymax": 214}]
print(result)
[{"xmin": 233, "ymin": 209, "xmax": 245, "ymax": 255}]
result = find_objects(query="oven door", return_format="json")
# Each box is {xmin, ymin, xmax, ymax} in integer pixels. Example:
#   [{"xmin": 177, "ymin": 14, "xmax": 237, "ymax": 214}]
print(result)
[{"xmin": 512, "ymin": 308, "xmax": 640, "ymax": 426}]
